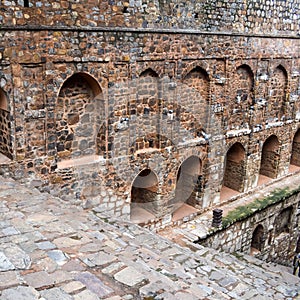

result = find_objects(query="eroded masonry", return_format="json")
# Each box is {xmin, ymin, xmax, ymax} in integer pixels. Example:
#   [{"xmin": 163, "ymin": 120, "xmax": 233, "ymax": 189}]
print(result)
[{"xmin": 0, "ymin": 0, "xmax": 299, "ymax": 242}]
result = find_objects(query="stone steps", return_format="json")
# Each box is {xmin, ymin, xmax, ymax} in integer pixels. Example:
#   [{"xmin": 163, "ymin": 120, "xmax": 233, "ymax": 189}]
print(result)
[{"xmin": 0, "ymin": 176, "xmax": 299, "ymax": 299}]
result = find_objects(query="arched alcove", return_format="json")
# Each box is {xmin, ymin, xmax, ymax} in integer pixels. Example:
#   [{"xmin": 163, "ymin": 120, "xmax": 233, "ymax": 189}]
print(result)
[
  {"xmin": 130, "ymin": 169, "xmax": 159, "ymax": 223},
  {"xmin": 174, "ymin": 156, "xmax": 202, "ymax": 208},
  {"xmin": 136, "ymin": 68, "xmax": 159, "ymax": 116},
  {"xmin": 228, "ymin": 65, "xmax": 254, "ymax": 129},
  {"xmin": 259, "ymin": 135, "xmax": 280, "ymax": 179},
  {"xmin": 131, "ymin": 69, "xmax": 160, "ymax": 151},
  {"xmin": 56, "ymin": 72, "xmax": 103, "ymax": 162},
  {"xmin": 223, "ymin": 143, "xmax": 246, "ymax": 192},
  {"xmin": 267, "ymin": 65, "xmax": 288, "ymax": 121},
  {"xmin": 290, "ymin": 129, "xmax": 300, "ymax": 169},
  {"xmin": 183, "ymin": 66, "xmax": 209, "ymax": 102},
  {"xmin": 181, "ymin": 67, "xmax": 209, "ymax": 141},
  {"xmin": 275, "ymin": 207, "xmax": 292, "ymax": 236},
  {"xmin": 251, "ymin": 224, "xmax": 264, "ymax": 253}
]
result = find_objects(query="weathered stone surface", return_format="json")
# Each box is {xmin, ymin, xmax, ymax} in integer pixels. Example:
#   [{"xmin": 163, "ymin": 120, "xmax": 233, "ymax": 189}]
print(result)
[
  {"xmin": 23, "ymin": 271, "xmax": 56, "ymax": 289},
  {"xmin": 0, "ymin": 252, "xmax": 14, "ymax": 271},
  {"xmin": 0, "ymin": 271, "xmax": 20, "ymax": 289},
  {"xmin": 114, "ymin": 267, "xmax": 146, "ymax": 287},
  {"xmin": 2, "ymin": 226, "xmax": 20, "ymax": 236},
  {"xmin": 0, "ymin": 286, "xmax": 40, "ymax": 300},
  {"xmin": 47, "ymin": 250, "xmax": 69, "ymax": 266},
  {"xmin": 62, "ymin": 281, "xmax": 85, "ymax": 294},
  {"xmin": 0, "ymin": 244, "xmax": 31, "ymax": 270},
  {"xmin": 36, "ymin": 241, "xmax": 57, "ymax": 250},
  {"xmin": 75, "ymin": 272, "xmax": 114, "ymax": 297},
  {"xmin": 73, "ymin": 289, "xmax": 100, "ymax": 300},
  {"xmin": 40, "ymin": 288, "xmax": 73, "ymax": 300},
  {"xmin": 0, "ymin": 171, "xmax": 300, "ymax": 299},
  {"xmin": 81, "ymin": 251, "xmax": 116, "ymax": 267}
]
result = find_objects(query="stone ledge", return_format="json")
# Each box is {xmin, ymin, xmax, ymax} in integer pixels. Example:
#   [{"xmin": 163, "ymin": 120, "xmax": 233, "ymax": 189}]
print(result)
[{"xmin": 57, "ymin": 155, "xmax": 105, "ymax": 169}]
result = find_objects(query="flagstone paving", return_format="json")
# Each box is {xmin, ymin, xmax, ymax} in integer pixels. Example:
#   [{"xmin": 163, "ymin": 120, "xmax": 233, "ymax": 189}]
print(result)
[{"xmin": 0, "ymin": 176, "xmax": 300, "ymax": 299}]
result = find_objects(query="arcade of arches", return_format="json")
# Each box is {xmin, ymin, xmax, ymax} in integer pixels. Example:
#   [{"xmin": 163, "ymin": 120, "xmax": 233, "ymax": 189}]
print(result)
[
  {"xmin": 0, "ymin": 24, "xmax": 299, "ymax": 230},
  {"xmin": 0, "ymin": 0, "xmax": 300, "ymax": 274},
  {"xmin": 1, "ymin": 62, "xmax": 300, "ymax": 226}
]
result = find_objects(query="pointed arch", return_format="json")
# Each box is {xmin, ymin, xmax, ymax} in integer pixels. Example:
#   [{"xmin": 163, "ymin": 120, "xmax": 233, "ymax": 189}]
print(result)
[
  {"xmin": 251, "ymin": 224, "xmax": 264, "ymax": 252},
  {"xmin": 56, "ymin": 72, "xmax": 103, "ymax": 161},
  {"xmin": 237, "ymin": 64, "xmax": 254, "ymax": 80},
  {"xmin": 183, "ymin": 66, "xmax": 210, "ymax": 102},
  {"xmin": 228, "ymin": 65, "xmax": 254, "ymax": 130},
  {"xmin": 182, "ymin": 62, "xmax": 210, "ymax": 80},
  {"xmin": 223, "ymin": 143, "xmax": 246, "ymax": 192},
  {"xmin": 57, "ymin": 72, "xmax": 102, "ymax": 98},
  {"xmin": 136, "ymin": 68, "xmax": 159, "ymax": 116},
  {"xmin": 139, "ymin": 68, "xmax": 159, "ymax": 78},
  {"xmin": 174, "ymin": 156, "xmax": 203, "ymax": 208},
  {"xmin": 267, "ymin": 65, "xmax": 288, "ymax": 121},
  {"xmin": 130, "ymin": 168, "xmax": 159, "ymax": 223},
  {"xmin": 259, "ymin": 135, "xmax": 280, "ymax": 179}
]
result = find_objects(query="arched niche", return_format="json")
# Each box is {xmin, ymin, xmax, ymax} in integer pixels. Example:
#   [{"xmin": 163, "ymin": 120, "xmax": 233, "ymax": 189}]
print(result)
[
  {"xmin": 259, "ymin": 135, "xmax": 280, "ymax": 179},
  {"xmin": 174, "ymin": 156, "xmax": 202, "ymax": 208},
  {"xmin": 275, "ymin": 206, "xmax": 292, "ymax": 236},
  {"xmin": 223, "ymin": 143, "xmax": 246, "ymax": 192},
  {"xmin": 268, "ymin": 65, "xmax": 288, "ymax": 121},
  {"xmin": 183, "ymin": 66, "xmax": 209, "ymax": 102},
  {"xmin": 290, "ymin": 129, "xmax": 300, "ymax": 167},
  {"xmin": 251, "ymin": 224, "xmax": 264, "ymax": 252},
  {"xmin": 56, "ymin": 72, "xmax": 103, "ymax": 162},
  {"xmin": 130, "ymin": 169, "xmax": 159, "ymax": 223},
  {"xmin": 136, "ymin": 68, "xmax": 159, "ymax": 116},
  {"xmin": 228, "ymin": 65, "xmax": 254, "ymax": 129}
]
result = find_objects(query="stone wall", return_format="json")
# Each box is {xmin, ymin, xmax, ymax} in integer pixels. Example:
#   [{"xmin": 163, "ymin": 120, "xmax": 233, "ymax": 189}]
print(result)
[
  {"xmin": 199, "ymin": 192, "xmax": 300, "ymax": 266},
  {"xmin": 0, "ymin": 0, "xmax": 299, "ymax": 35},
  {"xmin": 0, "ymin": 1, "xmax": 299, "ymax": 226}
]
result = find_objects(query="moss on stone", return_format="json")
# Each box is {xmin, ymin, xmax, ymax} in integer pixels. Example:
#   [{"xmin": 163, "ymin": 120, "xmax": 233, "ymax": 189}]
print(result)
[{"xmin": 221, "ymin": 186, "xmax": 299, "ymax": 229}]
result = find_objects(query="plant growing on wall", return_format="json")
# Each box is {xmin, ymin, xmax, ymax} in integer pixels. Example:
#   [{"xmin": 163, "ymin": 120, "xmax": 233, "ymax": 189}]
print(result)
[{"xmin": 221, "ymin": 187, "xmax": 298, "ymax": 229}]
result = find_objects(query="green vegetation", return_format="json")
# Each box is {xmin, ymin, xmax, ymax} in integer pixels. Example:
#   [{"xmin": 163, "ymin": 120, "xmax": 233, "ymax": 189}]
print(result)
[{"xmin": 221, "ymin": 186, "xmax": 299, "ymax": 229}]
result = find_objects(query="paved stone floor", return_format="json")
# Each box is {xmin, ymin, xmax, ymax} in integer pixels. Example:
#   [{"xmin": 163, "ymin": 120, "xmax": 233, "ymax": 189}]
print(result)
[{"xmin": 0, "ymin": 176, "xmax": 300, "ymax": 300}]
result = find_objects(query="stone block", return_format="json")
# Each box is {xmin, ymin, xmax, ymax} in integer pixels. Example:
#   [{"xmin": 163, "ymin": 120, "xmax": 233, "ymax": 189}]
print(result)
[
  {"xmin": 75, "ymin": 271, "xmax": 114, "ymax": 297},
  {"xmin": 0, "ymin": 252, "xmax": 14, "ymax": 271},
  {"xmin": 0, "ymin": 287, "xmax": 40, "ymax": 300},
  {"xmin": 81, "ymin": 251, "xmax": 117, "ymax": 267},
  {"xmin": 40, "ymin": 288, "xmax": 73, "ymax": 300},
  {"xmin": 114, "ymin": 266, "xmax": 146, "ymax": 287}
]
